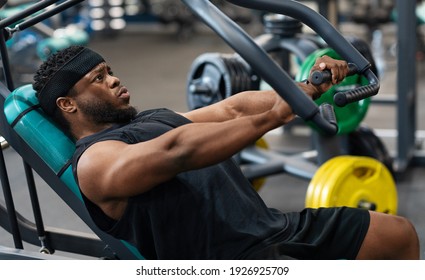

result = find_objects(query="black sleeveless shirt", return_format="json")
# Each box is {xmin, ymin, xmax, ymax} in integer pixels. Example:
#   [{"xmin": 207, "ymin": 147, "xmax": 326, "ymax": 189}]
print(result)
[{"xmin": 72, "ymin": 108, "xmax": 294, "ymax": 259}]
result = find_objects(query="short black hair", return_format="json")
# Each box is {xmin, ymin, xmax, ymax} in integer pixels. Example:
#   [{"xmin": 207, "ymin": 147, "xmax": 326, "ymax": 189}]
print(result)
[
  {"xmin": 32, "ymin": 45, "xmax": 86, "ymax": 133},
  {"xmin": 33, "ymin": 45, "xmax": 85, "ymax": 96}
]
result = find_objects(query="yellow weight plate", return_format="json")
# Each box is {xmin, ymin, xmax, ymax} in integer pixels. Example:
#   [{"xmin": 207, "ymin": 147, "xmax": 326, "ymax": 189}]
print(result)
[
  {"xmin": 251, "ymin": 138, "xmax": 269, "ymax": 192},
  {"xmin": 308, "ymin": 158, "xmax": 355, "ymax": 210},
  {"xmin": 311, "ymin": 156, "xmax": 397, "ymax": 213},
  {"xmin": 306, "ymin": 156, "xmax": 398, "ymax": 214},
  {"xmin": 305, "ymin": 155, "xmax": 355, "ymax": 207},
  {"xmin": 327, "ymin": 156, "xmax": 397, "ymax": 214},
  {"xmin": 334, "ymin": 157, "xmax": 397, "ymax": 214},
  {"xmin": 316, "ymin": 157, "xmax": 363, "ymax": 207},
  {"xmin": 305, "ymin": 155, "xmax": 338, "ymax": 207}
]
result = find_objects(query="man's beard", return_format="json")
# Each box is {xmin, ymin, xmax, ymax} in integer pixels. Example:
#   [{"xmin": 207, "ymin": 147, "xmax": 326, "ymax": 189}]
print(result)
[{"xmin": 78, "ymin": 99, "xmax": 138, "ymax": 125}]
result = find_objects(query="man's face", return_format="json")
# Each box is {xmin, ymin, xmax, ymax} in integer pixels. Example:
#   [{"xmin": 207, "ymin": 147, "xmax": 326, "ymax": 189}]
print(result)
[{"xmin": 72, "ymin": 62, "xmax": 137, "ymax": 124}]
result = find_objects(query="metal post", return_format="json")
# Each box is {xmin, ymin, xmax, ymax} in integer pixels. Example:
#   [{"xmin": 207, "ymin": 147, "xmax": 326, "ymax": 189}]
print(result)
[
  {"xmin": 0, "ymin": 29, "xmax": 24, "ymax": 249},
  {"xmin": 316, "ymin": 0, "xmax": 339, "ymax": 27},
  {"xmin": 395, "ymin": 0, "xmax": 417, "ymax": 173}
]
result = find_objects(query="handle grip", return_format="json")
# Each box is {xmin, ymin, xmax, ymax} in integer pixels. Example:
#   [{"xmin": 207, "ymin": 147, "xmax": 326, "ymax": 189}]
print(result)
[
  {"xmin": 319, "ymin": 103, "xmax": 337, "ymax": 126},
  {"xmin": 333, "ymin": 80, "xmax": 379, "ymax": 106},
  {"xmin": 335, "ymin": 69, "xmax": 379, "ymax": 107},
  {"xmin": 310, "ymin": 64, "xmax": 379, "ymax": 107},
  {"xmin": 310, "ymin": 63, "xmax": 358, "ymax": 86}
]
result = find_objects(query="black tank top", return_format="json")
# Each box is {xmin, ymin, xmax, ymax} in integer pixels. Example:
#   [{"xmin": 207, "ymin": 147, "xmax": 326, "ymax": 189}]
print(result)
[{"xmin": 72, "ymin": 108, "xmax": 292, "ymax": 259}]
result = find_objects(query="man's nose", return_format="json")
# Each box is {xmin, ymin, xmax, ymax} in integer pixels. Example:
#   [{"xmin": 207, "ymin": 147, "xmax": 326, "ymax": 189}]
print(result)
[{"xmin": 108, "ymin": 75, "xmax": 120, "ymax": 88}]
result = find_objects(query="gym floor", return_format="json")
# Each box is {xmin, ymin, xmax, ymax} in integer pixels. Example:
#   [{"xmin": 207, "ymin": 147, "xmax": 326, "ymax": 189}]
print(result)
[{"xmin": 0, "ymin": 17, "xmax": 424, "ymax": 259}]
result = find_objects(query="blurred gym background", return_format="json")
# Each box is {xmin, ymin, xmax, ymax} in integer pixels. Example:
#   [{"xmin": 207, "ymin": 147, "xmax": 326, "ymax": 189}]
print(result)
[{"xmin": 0, "ymin": 0, "xmax": 424, "ymax": 259}]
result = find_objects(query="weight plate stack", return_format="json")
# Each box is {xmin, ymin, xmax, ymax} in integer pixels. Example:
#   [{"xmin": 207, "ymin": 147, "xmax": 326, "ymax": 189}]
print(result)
[{"xmin": 186, "ymin": 53, "xmax": 260, "ymax": 110}]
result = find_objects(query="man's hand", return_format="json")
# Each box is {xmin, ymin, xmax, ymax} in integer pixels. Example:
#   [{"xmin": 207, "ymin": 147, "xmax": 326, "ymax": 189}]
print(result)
[{"xmin": 299, "ymin": 55, "xmax": 349, "ymax": 100}]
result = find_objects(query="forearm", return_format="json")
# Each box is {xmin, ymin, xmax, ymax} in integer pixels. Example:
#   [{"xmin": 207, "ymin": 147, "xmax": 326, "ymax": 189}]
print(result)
[
  {"xmin": 183, "ymin": 90, "xmax": 279, "ymax": 123},
  {"xmin": 223, "ymin": 90, "xmax": 281, "ymax": 118},
  {"xmin": 166, "ymin": 109, "xmax": 281, "ymax": 171},
  {"xmin": 183, "ymin": 83, "xmax": 318, "ymax": 123},
  {"xmin": 184, "ymin": 54, "xmax": 348, "ymax": 124}
]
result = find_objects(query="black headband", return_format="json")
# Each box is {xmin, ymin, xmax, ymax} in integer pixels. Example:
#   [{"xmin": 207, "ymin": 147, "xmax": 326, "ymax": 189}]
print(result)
[{"xmin": 37, "ymin": 47, "xmax": 105, "ymax": 116}]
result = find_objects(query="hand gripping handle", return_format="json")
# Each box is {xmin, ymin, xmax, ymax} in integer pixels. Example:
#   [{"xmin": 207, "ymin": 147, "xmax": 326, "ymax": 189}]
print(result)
[
  {"xmin": 310, "ymin": 64, "xmax": 379, "ymax": 107},
  {"xmin": 310, "ymin": 63, "xmax": 358, "ymax": 85},
  {"xmin": 181, "ymin": 0, "xmax": 379, "ymax": 135}
]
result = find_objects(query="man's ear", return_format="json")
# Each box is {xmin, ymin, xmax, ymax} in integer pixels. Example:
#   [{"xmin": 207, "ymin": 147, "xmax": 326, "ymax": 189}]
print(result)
[{"xmin": 56, "ymin": 97, "xmax": 77, "ymax": 113}]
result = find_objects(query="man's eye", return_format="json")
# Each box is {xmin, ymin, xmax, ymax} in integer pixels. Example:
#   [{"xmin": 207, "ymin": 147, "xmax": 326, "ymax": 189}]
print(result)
[{"xmin": 96, "ymin": 74, "xmax": 104, "ymax": 81}]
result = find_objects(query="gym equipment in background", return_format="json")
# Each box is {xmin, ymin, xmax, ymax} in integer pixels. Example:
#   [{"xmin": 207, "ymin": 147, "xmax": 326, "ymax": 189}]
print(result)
[
  {"xmin": 187, "ymin": 14, "xmax": 323, "ymax": 110},
  {"xmin": 184, "ymin": 1, "xmax": 396, "ymax": 213},
  {"xmin": 0, "ymin": 0, "xmax": 89, "ymax": 86},
  {"xmin": 186, "ymin": 13, "xmax": 389, "ymax": 161}
]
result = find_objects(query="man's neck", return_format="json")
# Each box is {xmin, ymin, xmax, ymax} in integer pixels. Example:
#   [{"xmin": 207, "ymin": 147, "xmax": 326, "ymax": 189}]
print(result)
[{"xmin": 73, "ymin": 122, "xmax": 116, "ymax": 140}]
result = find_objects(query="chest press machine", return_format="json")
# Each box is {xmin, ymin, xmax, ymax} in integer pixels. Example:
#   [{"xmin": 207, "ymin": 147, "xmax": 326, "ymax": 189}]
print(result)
[{"xmin": 0, "ymin": 0, "xmax": 392, "ymax": 259}]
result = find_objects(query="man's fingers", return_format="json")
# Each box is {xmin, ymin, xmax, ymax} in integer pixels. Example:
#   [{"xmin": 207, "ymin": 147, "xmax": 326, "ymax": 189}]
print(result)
[{"xmin": 312, "ymin": 55, "xmax": 349, "ymax": 85}]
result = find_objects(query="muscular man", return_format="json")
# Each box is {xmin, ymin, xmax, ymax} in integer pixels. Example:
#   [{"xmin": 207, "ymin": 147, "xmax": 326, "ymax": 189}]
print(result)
[{"xmin": 33, "ymin": 45, "xmax": 419, "ymax": 260}]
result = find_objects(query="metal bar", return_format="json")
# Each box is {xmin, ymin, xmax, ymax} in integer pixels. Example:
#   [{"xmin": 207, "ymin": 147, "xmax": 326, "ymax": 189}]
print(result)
[
  {"xmin": 0, "ymin": 30, "xmax": 14, "ymax": 89},
  {"xmin": 0, "ymin": 14, "xmax": 51, "ymax": 252},
  {"xmin": 0, "ymin": 203, "xmax": 113, "ymax": 258},
  {"xmin": 23, "ymin": 162, "xmax": 52, "ymax": 252},
  {"xmin": 395, "ymin": 0, "xmax": 417, "ymax": 173},
  {"xmin": 0, "ymin": 0, "xmax": 6, "ymax": 9},
  {"xmin": 318, "ymin": 0, "xmax": 339, "ymax": 26},
  {"xmin": 223, "ymin": 0, "xmax": 370, "ymax": 71},
  {"xmin": 0, "ymin": 27, "xmax": 23, "ymax": 249},
  {"xmin": 240, "ymin": 146, "xmax": 317, "ymax": 180},
  {"xmin": 13, "ymin": 0, "xmax": 85, "ymax": 32},
  {"xmin": 0, "ymin": 246, "xmax": 73, "ymax": 260},
  {"xmin": 0, "ymin": 0, "xmax": 60, "ymax": 30},
  {"xmin": 0, "ymin": 149, "xmax": 24, "ymax": 249},
  {"xmin": 298, "ymin": 0, "xmax": 339, "ymax": 26}
]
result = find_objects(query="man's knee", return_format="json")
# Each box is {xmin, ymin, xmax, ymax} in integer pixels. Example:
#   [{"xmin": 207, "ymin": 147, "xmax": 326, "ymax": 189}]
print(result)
[
  {"xmin": 392, "ymin": 215, "xmax": 419, "ymax": 251},
  {"xmin": 358, "ymin": 212, "xmax": 419, "ymax": 259},
  {"xmin": 392, "ymin": 215, "xmax": 419, "ymax": 259}
]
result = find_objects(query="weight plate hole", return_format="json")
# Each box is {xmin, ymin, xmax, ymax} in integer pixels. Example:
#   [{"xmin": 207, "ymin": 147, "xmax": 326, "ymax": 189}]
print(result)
[{"xmin": 353, "ymin": 167, "xmax": 374, "ymax": 179}]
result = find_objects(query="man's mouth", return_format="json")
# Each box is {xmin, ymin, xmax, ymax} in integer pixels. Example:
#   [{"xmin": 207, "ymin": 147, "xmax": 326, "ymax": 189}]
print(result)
[{"xmin": 118, "ymin": 87, "xmax": 130, "ymax": 98}]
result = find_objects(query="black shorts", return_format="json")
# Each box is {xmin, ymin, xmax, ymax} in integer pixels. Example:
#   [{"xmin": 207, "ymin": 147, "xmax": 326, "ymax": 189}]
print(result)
[{"xmin": 249, "ymin": 207, "xmax": 370, "ymax": 260}]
